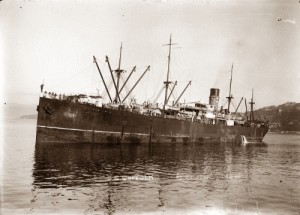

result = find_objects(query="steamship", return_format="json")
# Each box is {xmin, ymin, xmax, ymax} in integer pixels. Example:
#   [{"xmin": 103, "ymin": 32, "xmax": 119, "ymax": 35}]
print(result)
[{"xmin": 35, "ymin": 36, "xmax": 269, "ymax": 144}]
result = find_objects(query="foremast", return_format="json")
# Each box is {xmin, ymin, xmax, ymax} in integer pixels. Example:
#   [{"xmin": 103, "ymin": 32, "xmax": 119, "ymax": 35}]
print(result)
[{"xmin": 94, "ymin": 44, "xmax": 150, "ymax": 104}]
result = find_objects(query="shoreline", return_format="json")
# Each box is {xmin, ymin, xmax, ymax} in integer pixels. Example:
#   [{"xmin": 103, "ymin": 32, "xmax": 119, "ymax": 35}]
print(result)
[{"xmin": 268, "ymin": 131, "xmax": 300, "ymax": 135}]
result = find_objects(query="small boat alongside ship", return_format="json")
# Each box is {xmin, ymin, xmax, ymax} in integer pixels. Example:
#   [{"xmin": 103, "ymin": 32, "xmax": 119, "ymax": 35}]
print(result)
[{"xmin": 35, "ymin": 36, "xmax": 269, "ymax": 144}]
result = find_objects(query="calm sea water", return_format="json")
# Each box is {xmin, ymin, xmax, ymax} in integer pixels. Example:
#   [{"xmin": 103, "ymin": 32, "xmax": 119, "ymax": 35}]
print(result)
[{"xmin": 1, "ymin": 119, "xmax": 300, "ymax": 215}]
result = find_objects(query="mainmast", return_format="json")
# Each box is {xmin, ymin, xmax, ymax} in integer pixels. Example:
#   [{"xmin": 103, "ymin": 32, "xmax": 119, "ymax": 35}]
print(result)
[
  {"xmin": 226, "ymin": 63, "xmax": 234, "ymax": 113},
  {"xmin": 249, "ymin": 88, "xmax": 255, "ymax": 122},
  {"xmin": 163, "ymin": 34, "xmax": 176, "ymax": 112}
]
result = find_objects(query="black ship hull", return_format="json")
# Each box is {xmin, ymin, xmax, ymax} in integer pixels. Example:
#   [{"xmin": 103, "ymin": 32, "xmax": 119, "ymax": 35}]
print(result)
[{"xmin": 36, "ymin": 97, "xmax": 268, "ymax": 144}]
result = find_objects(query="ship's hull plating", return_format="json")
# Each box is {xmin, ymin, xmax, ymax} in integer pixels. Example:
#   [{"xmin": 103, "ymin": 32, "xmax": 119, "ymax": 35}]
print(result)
[{"xmin": 36, "ymin": 97, "xmax": 268, "ymax": 144}]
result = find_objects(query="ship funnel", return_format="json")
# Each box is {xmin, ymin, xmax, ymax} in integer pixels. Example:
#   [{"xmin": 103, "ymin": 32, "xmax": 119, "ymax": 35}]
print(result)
[{"xmin": 209, "ymin": 88, "xmax": 220, "ymax": 111}]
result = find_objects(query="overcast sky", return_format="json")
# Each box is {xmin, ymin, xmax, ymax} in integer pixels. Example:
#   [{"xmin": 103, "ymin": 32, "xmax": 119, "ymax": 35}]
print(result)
[{"xmin": 1, "ymin": 0, "xmax": 299, "ymax": 110}]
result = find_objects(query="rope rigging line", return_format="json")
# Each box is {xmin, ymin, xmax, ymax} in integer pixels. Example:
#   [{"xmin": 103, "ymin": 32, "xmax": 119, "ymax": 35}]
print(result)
[
  {"xmin": 222, "ymin": 100, "xmax": 228, "ymax": 108},
  {"xmin": 153, "ymin": 86, "xmax": 165, "ymax": 104},
  {"xmin": 231, "ymin": 102, "xmax": 237, "ymax": 111},
  {"xmin": 148, "ymin": 69, "xmax": 165, "ymax": 101}
]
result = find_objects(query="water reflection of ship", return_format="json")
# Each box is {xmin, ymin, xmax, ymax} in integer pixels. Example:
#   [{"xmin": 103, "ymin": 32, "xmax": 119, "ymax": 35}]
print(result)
[
  {"xmin": 32, "ymin": 142, "xmax": 268, "ymax": 213},
  {"xmin": 36, "ymin": 36, "xmax": 268, "ymax": 145}
]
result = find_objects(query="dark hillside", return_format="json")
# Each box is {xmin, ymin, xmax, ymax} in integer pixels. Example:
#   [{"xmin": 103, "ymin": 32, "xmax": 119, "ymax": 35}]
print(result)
[{"xmin": 254, "ymin": 102, "xmax": 300, "ymax": 132}]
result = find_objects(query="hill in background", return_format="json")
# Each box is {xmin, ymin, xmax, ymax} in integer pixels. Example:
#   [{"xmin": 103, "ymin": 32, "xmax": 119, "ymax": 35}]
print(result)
[
  {"xmin": 254, "ymin": 102, "xmax": 300, "ymax": 132},
  {"xmin": 2, "ymin": 103, "xmax": 37, "ymax": 121}
]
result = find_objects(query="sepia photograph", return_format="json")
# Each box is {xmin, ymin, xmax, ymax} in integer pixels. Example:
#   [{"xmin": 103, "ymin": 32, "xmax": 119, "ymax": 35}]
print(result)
[{"xmin": 1, "ymin": 0, "xmax": 300, "ymax": 214}]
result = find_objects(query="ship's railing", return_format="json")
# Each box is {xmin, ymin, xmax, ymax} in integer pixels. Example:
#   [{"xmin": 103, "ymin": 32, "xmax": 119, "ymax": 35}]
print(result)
[{"xmin": 41, "ymin": 92, "xmax": 102, "ymax": 106}]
